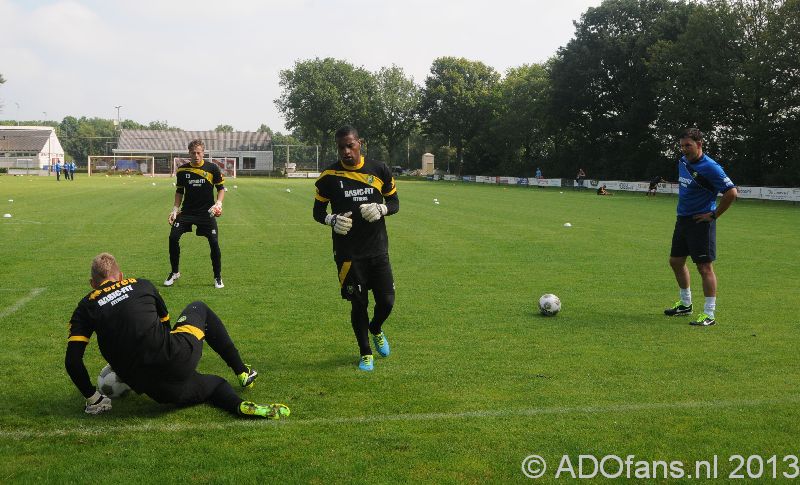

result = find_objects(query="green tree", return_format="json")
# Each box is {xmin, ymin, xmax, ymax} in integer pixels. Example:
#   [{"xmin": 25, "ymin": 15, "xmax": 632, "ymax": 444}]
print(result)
[
  {"xmin": 548, "ymin": 0, "xmax": 691, "ymax": 179},
  {"xmin": 120, "ymin": 120, "xmax": 148, "ymax": 130},
  {"xmin": 650, "ymin": 0, "xmax": 799, "ymax": 185},
  {"xmin": 370, "ymin": 66, "xmax": 420, "ymax": 166},
  {"xmin": 58, "ymin": 117, "xmax": 117, "ymax": 163},
  {"xmin": 418, "ymin": 57, "xmax": 500, "ymax": 174},
  {"xmin": 257, "ymin": 124, "xmax": 274, "ymax": 137},
  {"xmin": 491, "ymin": 63, "xmax": 552, "ymax": 176},
  {"xmin": 215, "ymin": 124, "xmax": 234, "ymax": 132},
  {"xmin": 147, "ymin": 120, "xmax": 180, "ymax": 131},
  {"xmin": 276, "ymin": 58, "xmax": 376, "ymax": 162}
]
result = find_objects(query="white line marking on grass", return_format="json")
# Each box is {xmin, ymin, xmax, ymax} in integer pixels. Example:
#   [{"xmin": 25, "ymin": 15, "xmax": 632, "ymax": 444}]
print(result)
[
  {"xmin": 1, "ymin": 395, "xmax": 799, "ymax": 440},
  {"xmin": 0, "ymin": 287, "xmax": 45, "ymax": 320}
]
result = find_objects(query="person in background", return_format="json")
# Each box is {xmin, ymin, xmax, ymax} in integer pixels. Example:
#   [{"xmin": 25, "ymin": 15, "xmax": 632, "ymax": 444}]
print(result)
[
  {"xmin": 647, "ymin": 176, "xmax": 664, "ymax": 196},
  {"xmin": 596, "ymin": 184, "xmax": 613, "ymax": 196},
  {"xmin": 575, "ymin": 168, "xmax": 586, "ymax": 189},
  {"xmin": 663, "ymin": 128, "xmax": 737, "ymax": 327},
  {"xmin": 164, "ymin": 139, "xmax": 226, "ymax": 289}
]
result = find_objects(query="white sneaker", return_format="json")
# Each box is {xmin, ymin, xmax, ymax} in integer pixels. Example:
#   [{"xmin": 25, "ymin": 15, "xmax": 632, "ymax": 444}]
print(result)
[
  {"xmin": 214, "ymin": 277, "xmax": 224, "ymax": 289},
  {"xmin": 164, "ymin": 272, "xmax": 180, "ymax": 286}
]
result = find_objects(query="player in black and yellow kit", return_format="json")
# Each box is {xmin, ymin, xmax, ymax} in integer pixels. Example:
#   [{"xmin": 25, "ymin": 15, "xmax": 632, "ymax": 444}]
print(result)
[
  {"xmin": 313, "ymin": 126, "xmax": 399, "ymax": 371},
  {"xmin": 65, "ymin": 253, "xmax": 289, "ymax": 418},
  {"xmin": 165, "ymin": 139, "xmax": 226, "ymax": 289}
]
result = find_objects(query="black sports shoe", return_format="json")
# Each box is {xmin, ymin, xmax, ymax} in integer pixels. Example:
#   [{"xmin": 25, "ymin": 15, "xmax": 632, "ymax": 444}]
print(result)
[{"xmin": 664, "ymin": 301, "xmax": 692, "ymax": 316}]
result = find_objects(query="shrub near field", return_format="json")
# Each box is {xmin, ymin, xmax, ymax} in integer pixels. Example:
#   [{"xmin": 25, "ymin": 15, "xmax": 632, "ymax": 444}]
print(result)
[{"xmin": 0, "ymin": 176, "xmax": 798, "ymax": 482}]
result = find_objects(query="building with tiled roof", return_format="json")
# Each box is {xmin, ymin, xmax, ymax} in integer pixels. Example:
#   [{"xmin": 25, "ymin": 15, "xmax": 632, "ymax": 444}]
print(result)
[
  {"xmin": 114, "ymin": 129, "xmax": 273, "ymax": 175},
  {"xmin": 0, "ymin": 126, "xmax": 65, "ymax": 173}
]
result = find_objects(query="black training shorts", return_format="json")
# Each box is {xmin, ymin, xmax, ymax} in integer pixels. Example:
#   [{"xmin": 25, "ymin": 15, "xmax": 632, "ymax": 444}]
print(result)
[
  {"xmin": 335, "ymin": 254, "xmax": 395, "ymax": 304},
  {"xmin": 170, "ymin": 213, "xmax": 219, "ymax": 240},
  {"xmin": 135, "ymin": 302, "xmax": 223, "ymax": 405},
  {"xmin": 670, "ymin": 216, "xmax": 716, "ymax": 263}
]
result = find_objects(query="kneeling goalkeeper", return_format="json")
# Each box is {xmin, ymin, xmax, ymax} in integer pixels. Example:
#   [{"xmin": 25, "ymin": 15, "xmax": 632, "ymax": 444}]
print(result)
[{"xmin": 65, "ymin": 252, "xmax": 289, "ymax": 419}]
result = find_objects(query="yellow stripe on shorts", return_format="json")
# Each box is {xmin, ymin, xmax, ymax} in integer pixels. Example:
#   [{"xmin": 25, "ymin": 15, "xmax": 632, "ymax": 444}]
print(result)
[
  {"xmin": 338, "ymin": 261, "xmax": 352, "ymax": 287},
  {"xmin": 171, "ymin": 324, "xmax": 205, "ymax": 341}
]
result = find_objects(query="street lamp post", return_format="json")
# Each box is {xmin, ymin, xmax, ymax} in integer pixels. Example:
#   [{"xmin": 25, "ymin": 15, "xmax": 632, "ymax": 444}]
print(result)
[{"xmin": 114, "ymin": 106, "xmax": 122, "ymax": 128}]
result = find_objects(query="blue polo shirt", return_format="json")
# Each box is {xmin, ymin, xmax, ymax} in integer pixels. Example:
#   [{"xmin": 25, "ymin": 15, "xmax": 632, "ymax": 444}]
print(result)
[{"xmin": 676, "ymin": 154, "xmax": 735, "ymax": 216}]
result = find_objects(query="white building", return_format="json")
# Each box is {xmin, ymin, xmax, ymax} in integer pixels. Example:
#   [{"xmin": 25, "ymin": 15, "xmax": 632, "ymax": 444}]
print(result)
[{"xmin": 0, "ymin": 126, "xmax": 65, "ymax": 174}]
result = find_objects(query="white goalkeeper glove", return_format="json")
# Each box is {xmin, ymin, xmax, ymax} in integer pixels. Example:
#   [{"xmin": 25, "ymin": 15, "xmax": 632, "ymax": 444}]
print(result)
[
  {"xmin": 359, "ymin": 203, "xmax": 388, "ymax": 223},
  {"xmin": 85, "ymin": 390, "xmax": 112, "ymax": 415},
  {"xmin": 168, "ymin": 206, "xmax": 180, "ymax": 225},
  {"xmin": 208, "ymin": 201, "xmax": 222, "ymax": 218},
  {"xmin": 325, "ymin": 212, "xmax": 353, "ymax": 235}
]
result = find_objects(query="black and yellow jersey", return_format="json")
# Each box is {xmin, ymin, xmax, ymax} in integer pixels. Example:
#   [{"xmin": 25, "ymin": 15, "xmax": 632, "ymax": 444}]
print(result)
[
  {"xmin": 67, "ymin": 278, "xmax": 171, "ymax": 385},
  {"xmin": 314, "ymin": 156, "xmax": 398, "ymax": 260},
  {"xmin": 175, "ymin": 161, "xmax": 224, "ymax": 216}
]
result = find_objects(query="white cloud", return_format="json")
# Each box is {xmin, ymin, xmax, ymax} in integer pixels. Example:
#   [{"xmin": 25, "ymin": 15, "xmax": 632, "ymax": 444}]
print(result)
[{"xmin": 0, "ymin": 0, "xmax": 601, "ymax": 130}]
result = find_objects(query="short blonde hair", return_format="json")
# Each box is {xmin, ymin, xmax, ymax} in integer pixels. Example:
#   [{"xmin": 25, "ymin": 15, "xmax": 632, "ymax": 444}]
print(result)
[
  {"xmin": 91, "ymin": 253, "xmax": 120, "ymax": 283},
  {"xmin": 188, "ymin": 139, "xmax": 205, "ymax": 151}
]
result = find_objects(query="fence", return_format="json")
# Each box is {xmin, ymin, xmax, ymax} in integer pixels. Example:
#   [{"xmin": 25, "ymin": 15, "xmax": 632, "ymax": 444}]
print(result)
[{"xmin": 438, "ymin": 175, "xmax": 800, "ymax": 202}]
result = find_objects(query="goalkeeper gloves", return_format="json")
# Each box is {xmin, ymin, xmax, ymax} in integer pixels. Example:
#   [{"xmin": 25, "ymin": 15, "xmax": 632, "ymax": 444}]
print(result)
[
  {"xmin": 168, "ymin": 206, "xmax": 180, "ymax": 225},
  {"xmin": 325, "ymin": 212, "xmax": 353, "ymax": 235},
  {"xmin": 85, "ymin": 391, "xmax": 112, "ymax": 415},
  {"xmin": 359, "ymin": 203, "xmax": 388, "ymax": 223},
  {"xmin": 208, "ymin": 201, "xmax": 223, "ymax": 217}
]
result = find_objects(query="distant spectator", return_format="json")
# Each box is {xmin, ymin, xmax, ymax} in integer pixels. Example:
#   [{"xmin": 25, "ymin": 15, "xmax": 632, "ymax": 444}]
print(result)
[
  {"xmin": 647, "ymin": 176, "xmax": 664, "ymax": 196},
  {"xmin": 596, "ymin": 184, "xmax": 613, "ymax": 196},
  {"xmin": 68, "ymin": 161, "xmax": 76, "ymax": 180},
  {"xmin": 535, "ymin": 167, "xmax": 542, "ymax": 179},
  {"xmin": 54, "ymin": 160, "xmax": 62, "ymax": 181},
  {"xmin": 575, "ymin": 168, "xmax": 586, "ymax": 189},
  {"xmin": 62, "ymin": 161, "xmax": 69, "ymax": 181}
]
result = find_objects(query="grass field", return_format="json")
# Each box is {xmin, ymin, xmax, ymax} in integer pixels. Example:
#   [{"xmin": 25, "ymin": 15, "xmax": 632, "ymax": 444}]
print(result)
[{"xmin": 1, "ymin": 174, "xmax": 799, "ymax": 483}]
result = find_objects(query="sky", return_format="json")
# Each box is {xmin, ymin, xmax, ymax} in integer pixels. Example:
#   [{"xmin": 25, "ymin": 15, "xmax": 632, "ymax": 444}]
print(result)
[{"xmin": 0, "ymin": 0, "xmax": 604, "ymax": 133}]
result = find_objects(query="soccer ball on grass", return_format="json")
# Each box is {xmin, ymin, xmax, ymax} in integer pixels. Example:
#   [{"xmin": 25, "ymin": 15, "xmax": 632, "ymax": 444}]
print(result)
[
  {"xmin": 97, "ymin": 364, "xmax": 131, "ymax": 398},
  {"xmin": 538, "ymin": 294, "xmax": 561, "ymax": 316}
]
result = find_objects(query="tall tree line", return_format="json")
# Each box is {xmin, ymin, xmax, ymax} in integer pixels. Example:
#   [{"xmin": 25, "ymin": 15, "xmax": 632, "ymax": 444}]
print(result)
[{"xmin": 276, "ymin": 0, "xmax": 799, "ymax": 185}]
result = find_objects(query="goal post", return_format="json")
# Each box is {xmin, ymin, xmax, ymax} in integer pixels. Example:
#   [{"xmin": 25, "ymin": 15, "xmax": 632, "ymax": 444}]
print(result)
[
  {"xmin": 87, "ymin": 155, "xmax": 155, "ymax": 177},
  {"xmin": 172, "ymin": 156, "xmax": 237, "ymax": 178}
]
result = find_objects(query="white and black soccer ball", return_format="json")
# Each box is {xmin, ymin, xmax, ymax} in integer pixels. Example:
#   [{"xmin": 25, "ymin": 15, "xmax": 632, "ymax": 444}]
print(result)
[
  {"xmin": 97, "ymin": 364, "xmax": 131, "ymax": 398},
  {"xmin": 538, "ymin": 293, "xmax": 561, "ymax": 316}
]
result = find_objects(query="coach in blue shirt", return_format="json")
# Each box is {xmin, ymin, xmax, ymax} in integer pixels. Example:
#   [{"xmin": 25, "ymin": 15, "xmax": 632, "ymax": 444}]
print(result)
[{"xmin": 663, "ymin": 128, "xmax": 737, "ymax": 327}]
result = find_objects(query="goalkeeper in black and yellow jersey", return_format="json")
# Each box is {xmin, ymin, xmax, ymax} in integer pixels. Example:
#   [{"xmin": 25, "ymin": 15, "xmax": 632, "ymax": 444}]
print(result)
[
  {"xmin": 165, "ymin": 138, "xmax": 226, "ymax": 289},
  {"xmin": 65, "ymin": 253, "xmax": 289, "ymax": 419},
  {"xmin": 313, "ymin": 125, "xmax": 399, "ymax": 371}
]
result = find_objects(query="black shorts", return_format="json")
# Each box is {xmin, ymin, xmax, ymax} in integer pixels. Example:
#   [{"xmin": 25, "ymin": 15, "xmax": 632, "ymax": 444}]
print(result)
[
  {"xmin": 649, "ymin": 183, "xmax": 658, "ymax": 190},
  {"xmin": 335, "ymin": 254, "xmax": 395, "ymax": 304},
  {"xmin": 670, "ymin": 217, "xmax": 716, "ymax": 263},
  {"xmin": 170, "ymin": 213, "xmax": 219, "ymax": 240},
  {"xmin": 135, "ymin": 302, "xmax": 223, "ymax": 405}
]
